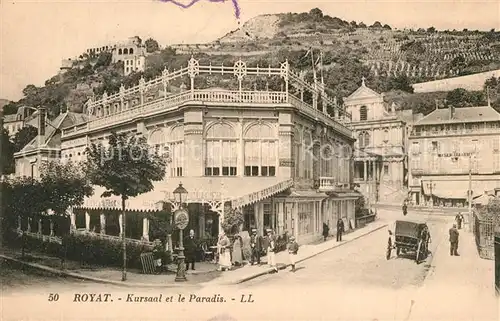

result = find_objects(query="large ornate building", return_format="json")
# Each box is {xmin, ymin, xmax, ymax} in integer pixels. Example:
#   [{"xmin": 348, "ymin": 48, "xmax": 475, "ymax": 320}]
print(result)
[
  {"xmin": 408, "ymin": 104, "xmax": 500, "ymax": 207},
  {"xmin": 18, "ymin": 58, "xmax": 360, "ymax": 245},
  {"xmin": 344, "ymin": 79, "xmax": 421, "ymax": 205}
]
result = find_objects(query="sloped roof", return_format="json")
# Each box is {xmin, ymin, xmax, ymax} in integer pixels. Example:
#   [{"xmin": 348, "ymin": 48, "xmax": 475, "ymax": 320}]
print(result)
[
  {"xmin": 415, "ymin": 106, "xmax": 500, "ymax": 125},
  {"xmin": 17, "ymin": 112, "xmax": 88, "ymax": 154},
  {"xmin": 344, "ymin": 81, "xmax": 382, "ymax": 102}
]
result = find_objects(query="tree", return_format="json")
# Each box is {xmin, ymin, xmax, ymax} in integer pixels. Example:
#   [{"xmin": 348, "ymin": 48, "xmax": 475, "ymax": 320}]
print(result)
[
  {"xmin": 94, "ymin": 52, "xmax": 112, "ymax": 69},
  {"xmin": 22, "ymin": 84, "xmax": 38, "ymax": 98},
  {"xmin": 221, "ymin": 206, "xmax": 244, "ymax": 235},
  {"xmin": 145, "ymin": 38, "xmax": 160, "ymax": 53},
  {"xmin": 350, "ymin": 21, "xmax": 357, "ymax": 28},
  {"xmin": 383, "ymin": 24, "xmax": 392, "ymax": 30},
  {"xmin": 358, "ymin": 22, "xmax": 367, "ymax": 28},
  {"xmin": 13, "ymin": 125, "xmax": 38, "ymax": 152},
  {"xmin": 309, "ymin": 8, "xmax": 323, "ymax": 20},
  {"xmin": 427, "ymin": 26, "xmax": 436, "ymax": 33},
  {"xmin": 388, "ymin": 75, "xmax": 414, "ymax": 93},
  {"xmin": 371, "ymin": 21, "xmax": 383, "ymax": 29},
  {"xmin": 0, "ymin": 127, "xmax": 14, "ymax": 175},
  {"xmin": 39, "ymin": 161, "xmax": 93, "ymax": 215},
  {"xmin": 85, "ymin": 132, "xmax": 166, "ymax": 281}
]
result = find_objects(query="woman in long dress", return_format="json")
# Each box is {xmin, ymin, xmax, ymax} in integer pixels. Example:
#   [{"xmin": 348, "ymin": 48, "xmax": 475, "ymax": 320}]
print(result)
[
  {"xmin": 217, "ymin": 232, "xmax": 231, "ymax": 271},
  {"xmin": 231, "ymin": 235, "xmax": 243, "ymax": 266}
]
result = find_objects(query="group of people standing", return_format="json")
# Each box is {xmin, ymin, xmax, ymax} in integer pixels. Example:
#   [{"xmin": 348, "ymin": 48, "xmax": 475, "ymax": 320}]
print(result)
[
  {"xmin": 216, "ymin": 228, "xmax": 301, "ymax": 273},
  {"xmin": 322, "ymin": 218, "xmax": 345, "ymax": 242}
]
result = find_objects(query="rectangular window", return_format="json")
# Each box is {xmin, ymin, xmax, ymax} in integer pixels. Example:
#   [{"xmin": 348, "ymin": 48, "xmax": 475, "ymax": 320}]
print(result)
[
  {"xmin": 205, "ymin": 140, "xmax": 237, "ymax": 176},
  {"xmin": 383, "ymin": 165, "xmax": 389, "ymax": 175},
  {"xmin": 170, "ymin": 142, "xmax": 183, "ymax": 177},
  {"xmin": 431, "ymin": 141, "xmax": 438, "ymax": 152}
]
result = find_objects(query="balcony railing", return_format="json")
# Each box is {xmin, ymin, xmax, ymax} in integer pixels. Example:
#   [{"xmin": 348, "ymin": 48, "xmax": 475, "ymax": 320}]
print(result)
[
  {"xmin": 318, "ymin": 177, "xmax": 336, "ymax": 192},
  {"xmin": 62, "ymin": 90, "xmax": 353, "ymax": 138}
]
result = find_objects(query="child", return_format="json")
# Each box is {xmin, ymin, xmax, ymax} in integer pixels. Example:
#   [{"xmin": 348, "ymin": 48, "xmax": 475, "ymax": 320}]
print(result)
[{"xmin": 287, "ymin": 235, "xmax": 299, "ymax": 272}]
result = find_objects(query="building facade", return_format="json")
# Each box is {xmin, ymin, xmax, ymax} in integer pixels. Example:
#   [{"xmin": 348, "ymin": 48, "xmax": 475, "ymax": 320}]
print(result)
[
  {"xmin": 50, "ymin": 57, "xmax": 359, "ymax": 245},
  {"xmin": 408, "ymin": 105, "xmax": 500, "ymax": 207},
  {"xmin": 2, "ymin": 106, "xmax": 37, "ymax": 137},
  {"xmin": 111, "ymin": 36, "xmax": 146, "ymax": 76},
  {"xmin": 344, "ymin": 79, "xmax": 410, "ymax": 205}
]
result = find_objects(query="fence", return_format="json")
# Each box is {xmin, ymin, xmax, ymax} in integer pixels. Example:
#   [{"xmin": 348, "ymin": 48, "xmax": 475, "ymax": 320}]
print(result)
[
  {"xmin": 495, "ymin": 235, "xmax": 500, "ymax": 295},
  {"xmin": 472, "ymin": 211, "xmax": 497, "ymax": 260}
]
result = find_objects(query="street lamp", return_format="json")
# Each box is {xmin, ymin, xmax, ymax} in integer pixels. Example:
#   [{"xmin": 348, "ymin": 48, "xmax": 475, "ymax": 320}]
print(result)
[
  {"xmin": 173, "ymin": 183, "xmax": 188, "ymax": 282},
  {"xmin": 426, "ymin": 180, "xmax": 436, "ymax": 207}
]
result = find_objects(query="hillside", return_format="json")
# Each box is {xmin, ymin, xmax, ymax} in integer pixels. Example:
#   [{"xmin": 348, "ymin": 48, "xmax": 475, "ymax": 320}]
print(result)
[{"xmin": 3, "ymin": 8, "xmax": 500, "ymax": 121}]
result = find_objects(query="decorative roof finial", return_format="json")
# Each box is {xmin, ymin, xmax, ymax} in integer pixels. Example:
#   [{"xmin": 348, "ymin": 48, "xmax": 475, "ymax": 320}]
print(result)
[{"xmin": 361, "ymin": 76, "xmax": 366, "ymax": 87}]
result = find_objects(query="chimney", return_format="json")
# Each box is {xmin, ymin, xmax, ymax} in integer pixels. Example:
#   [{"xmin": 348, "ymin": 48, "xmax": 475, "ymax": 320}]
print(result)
[
  {"xmin": 37, "ymin": 107, "xmax": 46, "ymax": 146},
  {"xmin": 449, "ymin": 105, "xmax": 454, "ymax": 119}
]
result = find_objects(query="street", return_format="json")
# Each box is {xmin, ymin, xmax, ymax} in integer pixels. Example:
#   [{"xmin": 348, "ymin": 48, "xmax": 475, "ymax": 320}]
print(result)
[{"xmin": 1, "ymin": 210, "xmax": 497, "ymax": 321}]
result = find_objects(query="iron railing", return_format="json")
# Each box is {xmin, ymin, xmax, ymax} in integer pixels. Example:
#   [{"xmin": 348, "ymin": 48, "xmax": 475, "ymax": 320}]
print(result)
[{"xmin": 472, "ymin": 211, "xmax": 497, "ymax": 260}]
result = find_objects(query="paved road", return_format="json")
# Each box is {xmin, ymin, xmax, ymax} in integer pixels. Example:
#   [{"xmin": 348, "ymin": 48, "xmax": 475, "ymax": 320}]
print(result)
[{"xmin": 1, "ymin": 211, "xmax": 462, "ymax": 321}]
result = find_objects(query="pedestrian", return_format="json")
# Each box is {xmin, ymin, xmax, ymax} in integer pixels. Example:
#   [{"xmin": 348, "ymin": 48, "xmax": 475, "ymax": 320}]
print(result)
[
  {"xmin": 455, "ymin": 213, "xmax": 463, "ymax": 230},
  {"xmin": 183, "ymin": 229, "xmax": 197, "ymax": 270},
  {"xmin": 266, "ymin": 229, "xmax": 278, "ymax": 273},
  {"xmin": 322, "ymin": 222, "xmax": 330, "ymax": 241},
  {"xmin": 217, "ymin": 232, "xmax": 231, "ymax": 271},
  {"xmin": 231, "ymin": 234, "xmax": 243, "ymax": 266},
  {"xmin": 402, "ymin": 202, "xmax": 408, "ymax": 216},
  {"xmin": 287, "ymin": 235, "xmax": 299, "ymax": 272},
  {"xmin": 336, "ymin": 217, "xmax": 345, "ymax": 242},
  {"xmin": 250, "ymin": 228, "xmax": 262, "ymax": 265},
  {"xmin": 449, "ymin": 223, "xmax": 459, "ymax": 256},
  {"xmin": 152, "ymin": 239, "xmax": 163, "ymax": 274}
]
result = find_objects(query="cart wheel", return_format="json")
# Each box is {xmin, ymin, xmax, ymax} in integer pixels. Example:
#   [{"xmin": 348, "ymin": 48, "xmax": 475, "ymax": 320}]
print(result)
[
  {"xmin": 386, "ymin": 239, "xmax": 392, "ymax": 260},
  {"xmin": 416, "ymin": 240, "xmax": 423, "ymax": 263}
]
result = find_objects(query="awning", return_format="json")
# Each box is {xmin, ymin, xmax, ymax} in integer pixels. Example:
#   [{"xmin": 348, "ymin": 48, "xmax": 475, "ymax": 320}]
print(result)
[
  {"xmin": 473, "ymin": 193, "xmax": 496, "ymax": 206},
  {"xmin": 422, "ymin": 180, "xmax": 500, "ymax": 199},
  {"xmin": 79, "ymin": 177, "xmax": 294, "ymax": 211}
]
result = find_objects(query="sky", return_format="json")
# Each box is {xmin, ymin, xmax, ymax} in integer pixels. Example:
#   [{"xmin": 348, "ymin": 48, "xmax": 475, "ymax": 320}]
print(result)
[{"xmin": 1, "ymin": 0, "xmax": 499, "ymax": 101}]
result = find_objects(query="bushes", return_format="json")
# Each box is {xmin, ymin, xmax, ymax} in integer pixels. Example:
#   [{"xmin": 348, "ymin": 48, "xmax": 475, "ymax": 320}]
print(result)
[{"xmin": 6, "ymin": 232, "xmax": 171, "ymax": 270}]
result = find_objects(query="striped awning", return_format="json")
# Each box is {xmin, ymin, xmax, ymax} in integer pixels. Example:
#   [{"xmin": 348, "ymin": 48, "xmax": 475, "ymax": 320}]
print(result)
[{"xmin": 79, "ymin": 177, "xmax": 293, "ymax": 212}]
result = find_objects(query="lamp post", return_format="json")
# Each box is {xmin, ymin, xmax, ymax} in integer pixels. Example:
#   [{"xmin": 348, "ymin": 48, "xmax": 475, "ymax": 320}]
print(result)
[
  {"xmin": 426, "ymin": 180, "xmax": 436, "ymax": 207},
  {"xmin": 173, "ymin": 183, "xmax": 188, "ymax": 282}
]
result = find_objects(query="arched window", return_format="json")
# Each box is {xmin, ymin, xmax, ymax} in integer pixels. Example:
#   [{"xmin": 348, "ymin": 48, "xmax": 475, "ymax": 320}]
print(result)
[
  {"xmin": 205, "ymin": 123, "xmax": 237, "ymax": 176},
  {"xmin": 360, "ymin": 105, "xmax": 368, "ymax": 121},
  {"xmin": 149, "ymin": 128, "xmax": 166, "ymax": 156},
  {"xmin": 129, "ymin": 48, "xmax": 134, "ymax": 54},
  {"xmin": 244, "ymin": 123, "xmax": 277, "ymax": 176},
  {"xmin": 123, "ymin": 48, "xmax": 129, "ymax": 55},
  {"xmin": 118, "ymin": 49, "xmax": 122, "ymax": 55},
  {"xmin": 383, "ymin": 129, "xmax": 389, "ymax": 143},
  {"xmin": 358, "ymin": 131, "xmax": 370, "ymax": 148},
  {"xmin": 168, "ymin": 126, "xmax": 184, "ymax": 177}
]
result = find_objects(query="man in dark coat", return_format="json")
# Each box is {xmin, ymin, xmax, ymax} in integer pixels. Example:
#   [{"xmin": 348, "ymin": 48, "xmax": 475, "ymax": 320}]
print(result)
[
  {"xmin": 322, "ymin": 222, "xmax": 330, "ymax": 241},
  {"xmin": 336, "ymin": 218, "xmax": 345, "ymax": 242},
  {"xmin": 250, "ymin": 228, "xmax": 262, "ymax": 265},
  {"xmin": 402, "ymin": 202, "xmax": 408, "ymax": 216},
  {"xmin": 449, "ymin": 224, "xmax": 459, "ymax": 256},
  {"xmin": 455, "ymin": 213, "xmax": 463, "ymax": 230},
  {"xmin": 183, "ymin": 229, "xmax": 197, "ymax": 270}
]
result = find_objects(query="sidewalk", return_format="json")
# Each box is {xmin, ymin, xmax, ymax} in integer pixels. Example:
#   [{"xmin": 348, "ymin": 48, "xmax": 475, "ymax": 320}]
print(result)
[
  {"xmin": 0, "ymin": 247, "xmax": 218, "ymax": 288},
  {"xmin": 202, "ymin": 220, "xmax": 388, "ymax": 286},
  {"xmin": 409, "ymin": 223, "xmax": 498, "ymax": 320},
  {"xmin": 1, "ymin": 221, "xmax": 387, "ymax": 288}
]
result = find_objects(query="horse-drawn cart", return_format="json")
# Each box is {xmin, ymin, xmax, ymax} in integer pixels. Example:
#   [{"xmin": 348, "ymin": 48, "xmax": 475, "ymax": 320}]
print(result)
[{"xmin": 386, "ymin": 220, "xmax": 431, "ymax": 263}]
